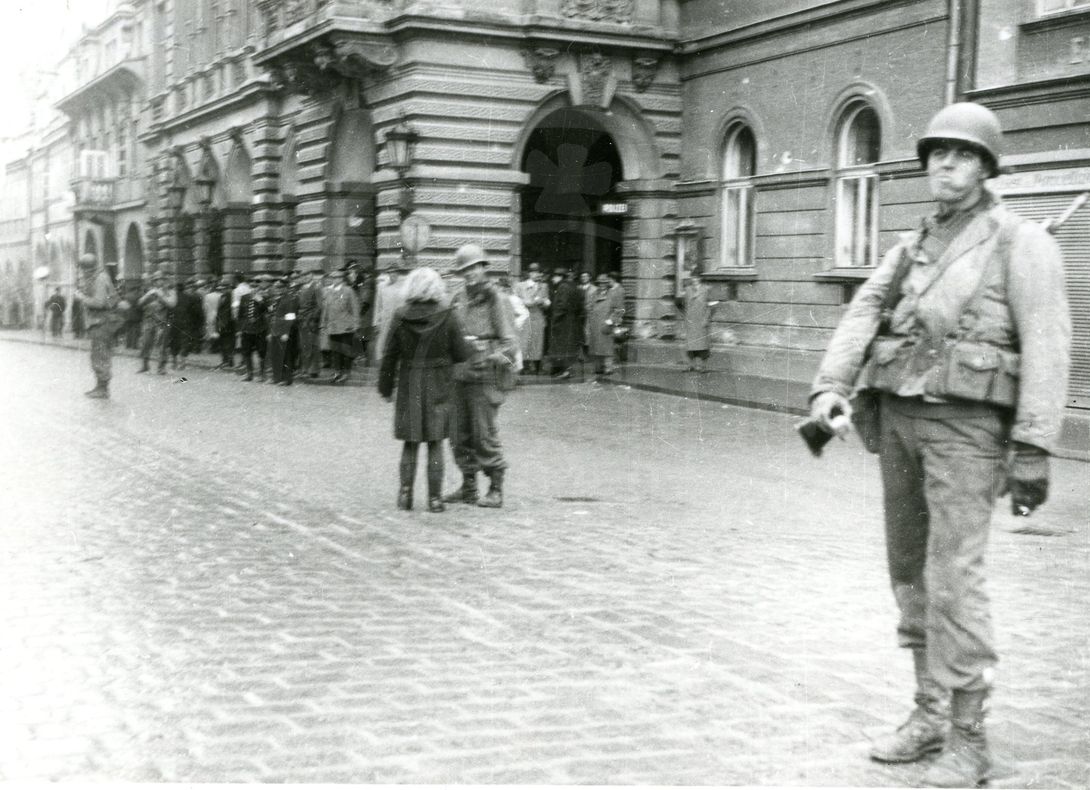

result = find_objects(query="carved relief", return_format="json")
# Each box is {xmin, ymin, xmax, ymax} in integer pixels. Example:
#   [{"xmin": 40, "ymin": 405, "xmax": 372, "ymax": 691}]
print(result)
[
  {"xmin": 632, "ymin": 55, "xmax": 659, "ymax": 93},
  {"xmin": 561, "ymin": 0, "xmax": 634, "ymax": 23},
  {"xmin": 523, "ymin": 46, "xmax": 560, "ymax": 83},
  {"xmin": 265, "ymin": 33, "xmax": 397, "ymax": 97},
  {"xmin": 580, "ymin": 53, "xmax": 612, "ymax": 107}
]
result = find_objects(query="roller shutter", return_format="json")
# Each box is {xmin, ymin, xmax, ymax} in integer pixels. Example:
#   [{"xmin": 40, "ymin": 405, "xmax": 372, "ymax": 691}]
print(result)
[{"xmin": 1003, "ymin": 193, "xmax": 1090, "ymax": 409}]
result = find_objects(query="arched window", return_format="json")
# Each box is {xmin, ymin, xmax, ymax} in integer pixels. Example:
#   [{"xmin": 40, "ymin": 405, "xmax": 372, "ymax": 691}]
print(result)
[
  {"xmin": 835, "ymin": 101, "xmax": 881, "ymax": 267},
  {"xmin": 719, "ymin": 122, "xmax": 757, "ymax": 268}
]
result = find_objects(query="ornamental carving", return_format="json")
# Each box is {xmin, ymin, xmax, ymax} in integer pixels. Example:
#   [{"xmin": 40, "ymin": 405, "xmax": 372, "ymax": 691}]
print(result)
[
  {"xmin": 561, "ymin": 0, "xmax": 634, "ymax": 23},
  {"xmin": 522, "ymin": 46, "xmax": 560, "ymax": 83},
  {"xmin": 580, "ymin": 52, "xmax": 612, "ymax": 107},
  {"xmin": 632, "ymin": 55, "xmax": 659, "ymax": 93},
  {"xmin": 264, "ymin": 34, "xmax": 397, "ymax": 97}
]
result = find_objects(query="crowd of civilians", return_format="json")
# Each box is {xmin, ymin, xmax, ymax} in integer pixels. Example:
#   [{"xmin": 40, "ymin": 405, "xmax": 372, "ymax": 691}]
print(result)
[{"xmin": 42, "ymin": 260, "xmax": 631, "ymax": 384}]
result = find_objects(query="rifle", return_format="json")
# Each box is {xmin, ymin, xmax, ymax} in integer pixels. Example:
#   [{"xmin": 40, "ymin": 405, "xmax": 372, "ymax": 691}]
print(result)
[{"xmin": 797, "ymin": 189, "xmax": 1089, "ymax": 457}]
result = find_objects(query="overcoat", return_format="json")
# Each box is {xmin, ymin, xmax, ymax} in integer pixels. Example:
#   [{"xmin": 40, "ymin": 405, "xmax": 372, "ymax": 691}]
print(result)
[
  {"xmin": 680, "ymin": 284, "xmax": 715, "ymax": 352},
  {"xmin": 547, "ymin": 281, "xmax": 584, "ymax": 358},
  {"xmin": 322, "ymin": 284, "xmax": 360, "ymax": 336},
  {"xmin": 514, "ymin": 278, "xmax": 549, "ymax": 361},
  {"xmin": 378, "ymin": 302, "xmax": 473, "ymax": 442},
  {"xmin": 586, "ymin": 286, "xmax": 624, "ymax": 357}
]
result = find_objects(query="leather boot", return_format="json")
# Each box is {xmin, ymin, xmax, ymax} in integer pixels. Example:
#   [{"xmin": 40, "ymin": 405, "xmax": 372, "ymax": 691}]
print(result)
[
  {"xmin": 478, "ymin": 469, "xmax": 504, "ymax": 508},
  {"xmin": 442, "ymin": 472, "xmax": 478, "ymax": 504},
  {"xmin": 397, "ymin": 485, "xmax": 413, "ymax": 511},
  {"xmin": 923, "ymin": 690, "xmax": 991, "ymax": 788},
  {"xmin": 84, "ymin": 383, "xmax": 109, "ymax": 399},
  {"xmin": 137, "ymin": 362, "xmax": 150, "ymax": 373},
  {"xmin": 870, "ymin": 649, "xmax": 948, "ymax": 763}
]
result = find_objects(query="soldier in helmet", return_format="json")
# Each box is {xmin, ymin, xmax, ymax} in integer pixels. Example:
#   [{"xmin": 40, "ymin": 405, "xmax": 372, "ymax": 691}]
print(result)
[
  {"xmin": 809, "ymin": 103, "xmax": 1071, "ymax": 787},
  {"xmin": 441, "ymin": 244, "xmax": 518, "ymax": 508},
  {"xmin": 73, "ymin": 252, "xmax": 120, "ymax": 398}
]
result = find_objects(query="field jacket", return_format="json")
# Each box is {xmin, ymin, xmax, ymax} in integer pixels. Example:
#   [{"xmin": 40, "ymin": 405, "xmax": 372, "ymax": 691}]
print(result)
[{"xmin": 811, "ymin": 199, "xmax": 1071, "ymax": 452}]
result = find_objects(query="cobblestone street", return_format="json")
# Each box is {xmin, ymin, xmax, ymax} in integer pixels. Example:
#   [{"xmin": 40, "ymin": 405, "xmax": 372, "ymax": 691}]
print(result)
[{"xmin": 1, "ymin": 340, "xmax": 1087, "ymax": 786}]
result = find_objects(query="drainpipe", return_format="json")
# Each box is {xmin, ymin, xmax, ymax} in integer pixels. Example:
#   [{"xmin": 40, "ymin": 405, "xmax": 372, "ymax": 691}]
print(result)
[{"xmin": 945, "ymin": 0, "xmax": 964, "ymax": 104}]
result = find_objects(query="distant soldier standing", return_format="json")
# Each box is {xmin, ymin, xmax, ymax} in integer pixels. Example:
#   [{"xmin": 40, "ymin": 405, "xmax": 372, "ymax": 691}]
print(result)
[
  {"xmin": 73, "ymin": 253, "xmax": 119, "ymax": 399},
  {"xmin": 137, "ymin": 271, "xmax": 177, "ymax": 374},
  {"xmin": 809, "ymin": 103, "xmax": 1071, "ymax": 787}
]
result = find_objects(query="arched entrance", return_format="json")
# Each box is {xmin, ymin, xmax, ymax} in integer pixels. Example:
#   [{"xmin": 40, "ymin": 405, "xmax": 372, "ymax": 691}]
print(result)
[{"xmin": 520, "ymin": 107, "xmax": 624, "ymax": 279}]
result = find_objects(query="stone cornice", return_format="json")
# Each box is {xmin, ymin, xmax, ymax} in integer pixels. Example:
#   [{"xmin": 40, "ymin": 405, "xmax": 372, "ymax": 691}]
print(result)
[
  {"xmin": 966, "ymin": 74, "xmax": 1090, "ymax": 110},
  {"xmin": 55, "ymin": 58, "xmax": 147, "ymax": 117},
  {"xmin": 145, "ymin": 81, "xmax": 271, "ymax": 139}
]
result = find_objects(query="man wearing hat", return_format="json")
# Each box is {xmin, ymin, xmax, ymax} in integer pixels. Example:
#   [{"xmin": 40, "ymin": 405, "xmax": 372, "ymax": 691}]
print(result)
[
  {"xmin": 321, "ymin": 266, "xmax": 360, "ymax": 384},
  {"xmin": 546, "ymin": 269, "xmax": 584, "ymax": 379},
  {"xmin": 214, "ymin": 276, "xmax": 237, "ymax": 370},
  {"xmin": 586, "ymin": 273, "xmax": 624, "ymax": 377},
  {"xmin": 296, "ymin": 268, "xmax": 325, "ymax": 379},
  {"xmin": 73, "ymin": 252, "xmax": 120, "ymax": 398},
  {"xmin": 808, "ymin": 103, "xmax": 1070, "ymax": 787},
  {"xmin": 174, "ymin": 278, "xmax": 205, "ymax": 370},
  {"xmin": 267, "ymin": 276, "xmax": 300, "ymax": 386},
  {"xmin": 237, "ymin": 274, "xmax": 270, "ymax": 382},
  {"xmin": 442, "ymin": 244, "xmax": 518, "ymax": 508},
  {"xmin": 137, "ymin": 270, "xmax": 178, "ymax": 375}
]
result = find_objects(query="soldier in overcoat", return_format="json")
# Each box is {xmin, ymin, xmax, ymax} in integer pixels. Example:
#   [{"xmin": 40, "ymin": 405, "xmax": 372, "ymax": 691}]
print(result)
[
  {"xmin": 378, "ymin": 267, "xmax": 474, "ymax": 512},
  {"xmin": 809, "ymin": 103, "xmax": 1071, "ymax": 788},
  {"xmin": 677, "ymin": 273, "xmax": 720, "ymax": 372}
]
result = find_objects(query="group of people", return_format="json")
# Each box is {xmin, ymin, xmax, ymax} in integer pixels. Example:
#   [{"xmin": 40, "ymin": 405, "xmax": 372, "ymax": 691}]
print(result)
[{"xmin": 511, "ymin": 265, "xmax": 626, "ymax": 379}]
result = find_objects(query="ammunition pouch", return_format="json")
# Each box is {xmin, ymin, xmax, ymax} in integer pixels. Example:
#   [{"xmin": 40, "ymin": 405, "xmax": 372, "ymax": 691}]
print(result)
[{"xmin": 859, "ymin": 335, "xmax": 1019, "ymax": 409}]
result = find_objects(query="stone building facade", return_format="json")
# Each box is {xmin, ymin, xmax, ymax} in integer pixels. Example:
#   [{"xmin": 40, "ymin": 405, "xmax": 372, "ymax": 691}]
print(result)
[{"xmin": 1, "ymin": 0, "xmax": 1087, "ymax": 452}]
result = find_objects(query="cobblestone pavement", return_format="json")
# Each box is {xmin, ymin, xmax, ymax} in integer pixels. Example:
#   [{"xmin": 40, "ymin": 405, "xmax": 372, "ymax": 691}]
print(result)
[{"xmin": 1, "ymin": 340, "xmax": 1087, "ymax": 786}]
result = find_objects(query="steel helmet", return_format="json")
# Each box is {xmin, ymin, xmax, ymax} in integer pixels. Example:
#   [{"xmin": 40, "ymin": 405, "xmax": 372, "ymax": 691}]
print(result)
[
  {"xmin": 917, "ymin": 102, "xmax": 1003, "ymax": 177},
  {"xmin": 453, "ymin": 243, "xmax": 488, "ymax": 272}
]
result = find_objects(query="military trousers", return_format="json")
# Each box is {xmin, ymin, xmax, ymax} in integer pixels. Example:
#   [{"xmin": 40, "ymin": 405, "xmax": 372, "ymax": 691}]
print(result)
[
  {"xmin": 88, "ymin": 322, "xmax": 113, "ymax": 384},
  {"xmin": 297, "ymin": 324, "xmax": 322, "ymax": 375},
  {"xmin": 139, "ymin": 321, "xmax": 169, "ymax": 369},
  {"xmin": 879, "ymin": 394, "xmax": 1009, "ymax": 693},
  {"xmin": 449, "ymin": 382, "xmax": 507, "ymax": 475}
]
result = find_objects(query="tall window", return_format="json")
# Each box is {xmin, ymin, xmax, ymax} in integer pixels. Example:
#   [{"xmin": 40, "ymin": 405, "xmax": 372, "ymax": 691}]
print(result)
[
  {"xmin": 835, "ymin": 102, "xmax": 880, "ymax": 268},
  {"xmin": 719, "ymin": 123, "xmax": 757, "ymax": 268}
]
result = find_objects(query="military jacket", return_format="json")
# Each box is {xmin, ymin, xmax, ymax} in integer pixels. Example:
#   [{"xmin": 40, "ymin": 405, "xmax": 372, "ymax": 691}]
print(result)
[{"xmin": 812, "ymin": 197, "xmax": 1071, "ymax": 452}]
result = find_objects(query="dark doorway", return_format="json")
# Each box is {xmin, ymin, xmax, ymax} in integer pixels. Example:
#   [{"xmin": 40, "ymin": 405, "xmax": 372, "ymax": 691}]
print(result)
[
  {"xmin": 521, "ymin": 108, "xmax": 623, "ymax": 278},
  {"xmin": 208, "ymin": 211, "xmax": 224, "ymax": 277}
]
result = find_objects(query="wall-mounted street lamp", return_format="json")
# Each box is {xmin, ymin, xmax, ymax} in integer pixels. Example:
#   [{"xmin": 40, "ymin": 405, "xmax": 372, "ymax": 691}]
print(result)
[{"xmin": 384, "ymin": 117, "xmax": 419, "ymax": 220}]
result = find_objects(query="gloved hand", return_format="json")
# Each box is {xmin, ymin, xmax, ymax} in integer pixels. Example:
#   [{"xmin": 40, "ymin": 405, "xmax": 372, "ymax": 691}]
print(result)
[
  {"xmin": 809, "ymin": 391, "xmax": 853, "ymax": 437},
  {"xmin": 1008, "ymin": 441, "xmax": 1049, "ymax": 516}
]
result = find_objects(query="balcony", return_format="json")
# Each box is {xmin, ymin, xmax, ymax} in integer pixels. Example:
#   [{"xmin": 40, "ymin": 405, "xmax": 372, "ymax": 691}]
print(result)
[{"xmin": 251, "ymin": 0, "xmax": 399, "ymax": 93}]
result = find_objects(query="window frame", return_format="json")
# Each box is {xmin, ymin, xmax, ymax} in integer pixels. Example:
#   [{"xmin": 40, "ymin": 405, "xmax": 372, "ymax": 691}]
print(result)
[
  {"xmin": 1037, "ymin": 0, "xmax": 1090, "ymax": 15},
  {"xmin": 833, "ymin": 101, "xmax": 881, "ymax": 269},
  {"xmin": 717, "ymin": 122, "xmax": 757, "ymax": 270}
]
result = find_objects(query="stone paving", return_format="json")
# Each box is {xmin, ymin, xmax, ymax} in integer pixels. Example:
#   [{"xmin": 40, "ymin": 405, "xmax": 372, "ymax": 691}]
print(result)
[{"xmin": 0, "ymin": 339, "xmax": 1087, "ymax": 786}]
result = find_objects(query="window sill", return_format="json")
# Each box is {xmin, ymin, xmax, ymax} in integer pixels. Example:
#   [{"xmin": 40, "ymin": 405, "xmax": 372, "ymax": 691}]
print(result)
[
  {"xmin": 813, "ymin": 268, "xmax": 874, "ymax": 283},
  {"xmin": 1021, "ymin": 7, "xmax": 1090, "ymax": 33},
  {"xmin": 702, "ymin": 268, "xmax": 759, "ymax": 281}
]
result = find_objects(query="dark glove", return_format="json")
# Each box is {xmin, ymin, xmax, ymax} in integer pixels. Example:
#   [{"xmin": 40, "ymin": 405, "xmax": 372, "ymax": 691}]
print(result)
[{"xmin": 1008, "ymin": 441, "xmax": 1049, "ymax": 517}]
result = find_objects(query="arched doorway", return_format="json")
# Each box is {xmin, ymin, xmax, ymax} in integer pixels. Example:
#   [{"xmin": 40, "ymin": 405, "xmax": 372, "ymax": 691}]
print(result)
[
  {"xmin": 124, "ymin": 223, "xmax": 145, "ymax": 281},
  {"xmin": 520, "ymin": 107, "xmax": 624, "ymax": 279},
  {"xmin": 222, "ymin": 142, "xmax": 252, "ymax": 275}
]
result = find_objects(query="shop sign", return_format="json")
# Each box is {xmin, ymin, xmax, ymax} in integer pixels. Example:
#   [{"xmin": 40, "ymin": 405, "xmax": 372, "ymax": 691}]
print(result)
[
  {"xmin": 994, "ymin": 167, "xmax": 1090, "ymax": 194},
  {"xmin": 599, "ymin": 201, "xmax": 629, "ymax": 215}
]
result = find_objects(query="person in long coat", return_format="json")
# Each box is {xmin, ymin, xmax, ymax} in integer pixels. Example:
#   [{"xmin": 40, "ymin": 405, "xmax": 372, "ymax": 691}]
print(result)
[
  {"xmin": 321, "ymin": 267, "xmax": 360, "ymax": 384},
  {"xmin": 586, "ymin": 273, "xmax": 625, "ymax": 375},
  {"xmin": 677, "ymin": 272, "xmax": 720, "ymax": 372},
  {"xmin": 513, "ymin": 264, "xmax": 549, "ymax": 374},
  {"xmin": 378, "ymin": 267, "xmax": 473, "ymax": 513},
  {"xmin": 546, "ymin": 270, "xmax": 584, "ymax": 378}
]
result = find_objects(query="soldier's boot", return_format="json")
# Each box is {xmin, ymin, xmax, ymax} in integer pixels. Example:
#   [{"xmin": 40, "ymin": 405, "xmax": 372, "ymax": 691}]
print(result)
[
  {"xmin": 137, "ymin": 360, "xmax": 150, "ymax": 373},
  {"xmin": 84, "ymin": 380, "xmax": 109, "ymax": 399},
  {"xmin": 923, "ymin": 690, "xmax": 992, "ymax": 788},
  {"xmin": 478, "ymin": 469, "xmax": 504, "ymax": 508},
  {"xmin": 442, "ymin": 472, "xmax": 478, "ymax": 504},
  {"xmin": 427, "ymin": 456, "xmax": 445, "ymax": 513},
  {"xmin": 870, "ymin": 649, "xmax": 949, "ymax": 763}
]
